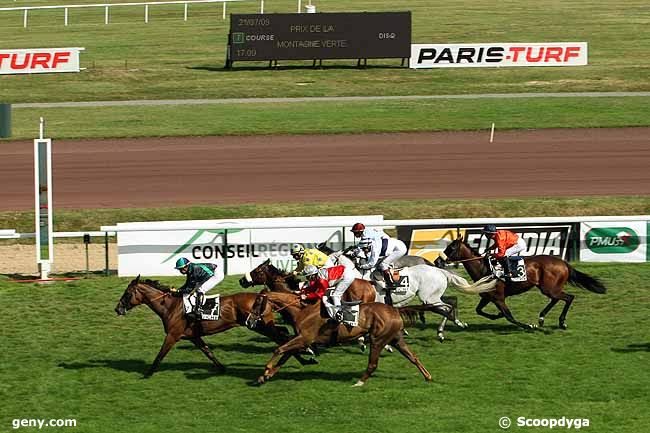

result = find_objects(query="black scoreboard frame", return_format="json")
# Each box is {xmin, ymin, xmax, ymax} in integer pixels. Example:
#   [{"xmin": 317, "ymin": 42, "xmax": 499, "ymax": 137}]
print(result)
[{"xmin": 225, "ymin": 12, "xmax": 412, "ymax": 68}]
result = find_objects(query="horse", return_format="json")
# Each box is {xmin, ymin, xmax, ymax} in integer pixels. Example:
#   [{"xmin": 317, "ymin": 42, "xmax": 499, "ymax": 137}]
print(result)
[
  {"xmin": 317, "ymin": 243, "xmax": 492, "ymax": 342},
  {"xmin": 114, "ymin": 276, "xmax": 315, "ymax": 377},
  {"xmin": 239, "ymin": 258, "xmax": 376, "ymax": 304},
  {"xmin": 247, "ymin": 291, "xmax": 433, "ymax": 387},
  {"xmin": 436, "ymin": 236, "xmax": 607, "ymax": 330}
]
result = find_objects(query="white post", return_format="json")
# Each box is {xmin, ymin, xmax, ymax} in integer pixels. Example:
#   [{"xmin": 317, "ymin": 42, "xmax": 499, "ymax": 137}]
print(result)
[
  {"xmin": 39, "ymin": 117, "xmax": 44, "ymax": 140},
  {"xmin": 490, "ymin": 122, "xmax": 495, "ymax": 143},
  {"xmin": 222, "ymin": 2, "xmax": 226, "ymax": 20},
  {"xmin": 64, "ymin": 7, "xmax": 68, "ymax": 26},
  {"xmin": 260, "ymin": 0, "xmax": 264, "ymax": 14},
  {"xmin": 34, "ymin": 117, "xmax": 53, "ymax": 281},
  {"xmin": 23, "ymin": 9, "xmax": 28, "ymax": 28},
  {"xmin": 105, "ymin": 6, "xmax": 109, "ymax": 24},
  {"xmin": 298, "ymin": 0, "xmax": 301, "ymax": 13},
  {"xmin": 145, "ymin": 4, "xmax": 149, "ymax": 23},
  {"xmin": 184, "ymin": 3, "xmax": 188, "ymax": 21}
]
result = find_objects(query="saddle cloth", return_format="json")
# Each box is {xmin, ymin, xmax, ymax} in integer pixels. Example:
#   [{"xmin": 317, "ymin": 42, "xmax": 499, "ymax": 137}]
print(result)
[
  {"xmin": 183, "ymin": 293, "xmax": 221, "ymax": 321},
  {"xmin": 341, "ymin": 300, "xmax": 361, "ymax": 327}
]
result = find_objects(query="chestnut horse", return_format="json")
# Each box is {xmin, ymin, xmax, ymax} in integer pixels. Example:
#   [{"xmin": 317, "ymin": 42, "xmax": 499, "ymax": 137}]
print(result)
[
  {"xmin": 437, "ymin": 236, "xmax": 606, "ymax": 330},
  {"xmin": 247, "ymin": 291, "xmax": 432, "ymax": 386},
  {"xmin": 114, "ymin": 276, "xmax": 315, "ymax": 377}
]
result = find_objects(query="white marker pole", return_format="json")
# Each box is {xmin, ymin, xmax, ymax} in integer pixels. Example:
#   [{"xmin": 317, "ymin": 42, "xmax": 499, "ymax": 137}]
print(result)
[{"xmin": 489, "ymin": 122, "xmax": 495, "ymax": 143}]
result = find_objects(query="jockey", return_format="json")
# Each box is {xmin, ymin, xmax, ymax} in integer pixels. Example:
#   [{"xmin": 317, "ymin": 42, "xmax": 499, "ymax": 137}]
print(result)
[
  {"xmin": 290, "ymin": 243, "xmax": 334, "ymax": 275},
  {"xmin": 357, "ymin": 233, "xmax": 407, "ymax": 291},
  {"xmin": 171, "ymin": 257, "xmax": 224, "ymax": 319},
  {"xmin": 351, "ymin": 222, "xmax": 388, "ymax": 243},
  {"xmin": 482, "ymin": 224, "xmax": 527, "ymax": 277},
  {"xmin": 302, "ymin": 264, "xmax": 355, "ymax": 322}
]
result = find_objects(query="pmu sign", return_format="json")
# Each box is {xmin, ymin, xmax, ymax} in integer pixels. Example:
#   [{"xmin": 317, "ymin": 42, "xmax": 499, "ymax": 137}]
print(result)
[
  {"xmin": 228, "ymin": 12, "xmax": 411, "ymax": 62},
  {"xmin": 0, "ymin": 48, "xmax": 85, "ymax": 75},
  {"xmin": 410, "ymin": 42, "xmax": 587, "ymax": 68}
]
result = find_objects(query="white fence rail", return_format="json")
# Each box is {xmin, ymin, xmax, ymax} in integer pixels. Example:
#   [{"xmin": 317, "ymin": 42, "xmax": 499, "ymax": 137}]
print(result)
[{"xmin": 0, "ymin": 0, "xmax": 256, "ymax": 27}]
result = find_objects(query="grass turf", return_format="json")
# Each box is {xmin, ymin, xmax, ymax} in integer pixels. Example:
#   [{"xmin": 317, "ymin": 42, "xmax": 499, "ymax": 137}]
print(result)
[
  {"xmin": 1, "ymin": 262, "xmax": 649, "ymax": 433},
  {"xmin": 2, "ymin": 196, "xmax": 650, "ymax": 235}
]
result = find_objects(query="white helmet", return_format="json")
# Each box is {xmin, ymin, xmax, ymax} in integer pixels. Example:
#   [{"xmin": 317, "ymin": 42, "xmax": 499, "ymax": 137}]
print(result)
[
  {"xmin": 302, "ymin": 264, "xmax": 319, "ymax": 277},
  {"xmin": 291, "ymin": 243, "xmax": 305, "ymax": 255}
]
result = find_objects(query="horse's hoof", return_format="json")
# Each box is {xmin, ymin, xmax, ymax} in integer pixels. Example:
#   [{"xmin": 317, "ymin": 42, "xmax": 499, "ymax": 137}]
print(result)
[
  {"xmin": 359, "ymin": 344, "xmax": 366, "ymax": 352},
  {"xmin": 527, "ymin": 324, "xmax": 538, "ymax": 331},
  {"xmin": 256, "ymin": 376, "xmax": 266, "ymax": 385},
  {"xmin": 385, "ymin": 345, "xmax": 394, "ymax": 353},
  {"xmin": 214, "ymin": 365, "xmax": 226, "ymax": 373},
  {"xmin": 538, "ymin": 317, "xmax": 545, "ymax": 327},
  {"xmin": 352, "ymin": 380, "xmax": 366, "ymax": 387},
  {"xmin": 437, "ymin": 333, "xmax": 445, "ymax": 343},
  {"xmin": 403, "ymin": 329, "xmax": 410, "ymax": 336},
  {"xmin": 560, "ymin": 322, "xmax": 568, "ymax": 330}
]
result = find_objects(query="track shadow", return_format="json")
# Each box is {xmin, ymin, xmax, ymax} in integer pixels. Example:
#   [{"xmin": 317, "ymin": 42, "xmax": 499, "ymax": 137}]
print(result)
[
  {"xmin": 177, "ymin": 342, "xmax": 273, "ymax": 355},
  {"xmin": 57, "ymin": 358, "xmax": 359, "ymax": 383},
  {"xmin": 187, "ymin": 63, "xmax": 407, "ymax": 73},
  {"xmin": 611, "ymin": 343, "xmax": 650, "ymax": 353}
]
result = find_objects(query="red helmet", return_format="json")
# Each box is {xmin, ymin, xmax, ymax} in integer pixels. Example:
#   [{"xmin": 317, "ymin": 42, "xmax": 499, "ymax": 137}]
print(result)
[{"xmin": 351, "ymin": 223, "xmax": 365, "ymax": 233}]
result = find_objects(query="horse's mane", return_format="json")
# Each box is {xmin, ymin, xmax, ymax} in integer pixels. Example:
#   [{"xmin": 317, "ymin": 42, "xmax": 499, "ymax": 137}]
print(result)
[
  {"xmin": 462, "ymin": 239, "xmax": 482, "ymax": 257},
  {"xmin": 140, "ymin": 279, "xmax": 171, "ymax": 292},
  {"xmin": 266, "ymin": 263, "xmax": 300, "ymax": 291}
]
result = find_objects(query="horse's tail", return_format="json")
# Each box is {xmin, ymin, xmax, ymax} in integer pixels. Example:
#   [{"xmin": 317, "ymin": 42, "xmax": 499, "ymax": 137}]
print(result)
[
  {"xmin": 439, "ymin": 268, "xmax": 497, "ymax": 294},
  {"xmin": 398, "ymin": 305, "xmax": 429, "ymax": 327},
  {"xmin": 567, "ymin": 264, "xmax": 606, "ymax": 294}
]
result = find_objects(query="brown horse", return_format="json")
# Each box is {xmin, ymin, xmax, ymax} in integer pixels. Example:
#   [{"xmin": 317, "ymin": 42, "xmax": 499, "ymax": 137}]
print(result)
[
  {"xmin": 239, "ymin": 258, "xmax": 376, "ymax": 303},
  {"xmin": 247, "ymin": 291, "xmax": 432, "ymax": 386},
  {"xmin": 437, "ymin": 236, "xmax": 606, "ymax": 330},
  {"xmin": 114, "ymin": 276, "xmax": 315, "ymax": 377}
]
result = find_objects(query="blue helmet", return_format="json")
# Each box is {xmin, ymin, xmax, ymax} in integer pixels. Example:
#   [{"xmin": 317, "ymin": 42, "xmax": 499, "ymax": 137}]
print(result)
[
  {"xmin": 175, "ymin": 257, "xmax": 191, "ymax": 269},
  {"xmin": 482, "ymin": 224, "xmax": 497, "ymax": 234}
]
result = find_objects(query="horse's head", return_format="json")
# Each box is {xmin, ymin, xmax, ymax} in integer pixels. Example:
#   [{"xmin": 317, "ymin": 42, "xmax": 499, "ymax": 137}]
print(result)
[
  {"xmin": 239, "ymin": 258, "xmax": 274, "ymax": 288},
  {"xmin": 437, "ymin": 235, "xmax": 474, "ymax": 265},
  {"xmin": 115, "ymin": 275, "xmax": 145, "ymax": 315},
  {"xmin": 245, "ymin": 293, "xmax": 268, "ymax": 329}
]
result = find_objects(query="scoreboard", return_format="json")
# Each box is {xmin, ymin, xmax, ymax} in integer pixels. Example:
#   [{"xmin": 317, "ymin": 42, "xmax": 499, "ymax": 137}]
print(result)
[{"xmin": 227, "ymin": 12, "xmax": 411, "ymax": 63}]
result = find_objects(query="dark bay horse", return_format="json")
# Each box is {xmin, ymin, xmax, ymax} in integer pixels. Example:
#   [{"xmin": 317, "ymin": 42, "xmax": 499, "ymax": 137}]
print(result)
[
  {"xmin": 247, "ymin": 291, "xmax": 432, "ymax": 386},
  {"xmin": 437, "ymin": 236, "xmax": 606, "ymax": 330},
  {"xmin": 114, "ymin": 276, "xmax": 315, "ymax": 377}
]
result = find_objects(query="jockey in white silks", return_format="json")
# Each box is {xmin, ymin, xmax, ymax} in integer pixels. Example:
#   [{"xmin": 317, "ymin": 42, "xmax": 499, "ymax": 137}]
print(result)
[{"xmin": 356, "ymin": 236, "xmax": 407, "ymax": 306}]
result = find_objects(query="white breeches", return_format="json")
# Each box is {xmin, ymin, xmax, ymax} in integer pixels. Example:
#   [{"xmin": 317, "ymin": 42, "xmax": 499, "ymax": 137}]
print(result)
[
  {"xmin": 504, "ymin": 238, "xmax": 527, "ymax": 257},
  {"xmin": 322, "ymin": 273, "xmax": 355, "ymax": 317},
  {"xmin": 184, "ymin": 270, "xmax": 225, "ymax": 312},
  {"xmin": 378, "ymin": 239, "xmax": 408, "ymax": 270}
]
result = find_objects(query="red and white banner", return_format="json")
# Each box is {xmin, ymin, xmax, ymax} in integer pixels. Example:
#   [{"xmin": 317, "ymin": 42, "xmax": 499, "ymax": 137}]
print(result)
[
  {"xmin": 410, "ymin": 42, "xmax": 587, "ymax": 69},
  {"xmin": 0, "ymin": 48, "xmax": 85, "ymax": 75}
]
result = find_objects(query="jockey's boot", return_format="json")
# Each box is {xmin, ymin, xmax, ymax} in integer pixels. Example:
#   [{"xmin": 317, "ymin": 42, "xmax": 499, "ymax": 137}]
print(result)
[
  {"xmin": 501, "ymin": 257, "xmax": 512, "ymax": 279},
  {"xmin": 384, "ymin": 290, "xmax": 394, "ymax": 306}
]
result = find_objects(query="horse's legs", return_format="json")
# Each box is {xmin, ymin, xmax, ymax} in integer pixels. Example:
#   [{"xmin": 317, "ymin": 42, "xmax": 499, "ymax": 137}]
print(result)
[
  {"xmin": 389, "ymin": 334, "xmax": 432, "ymax": 382},
  {"xmin": 353, "ymin": 340, "xmax": 384, "ymax": 387},
  {"xmin": 492, "ymin": 298, "xmax": 537, "ymax": 330},
  {"xmin": 145, "ymin": 333, "xmax": 179, "ymax": 377},
  {"xmin": 557, "ymin": 292, "xmax": 575, "ymax": 330},
  {"xmin": 538, "ymin": 298, "xmax": 560, "ymax": 327},
  {"xmin": 255, "ymin": 324, "xmax": 317, "ymax": 366},
  {"xmin": 190, "ymin": 337, "xmax": 226, "ymax": 372},
  {"xmin": 258, "ymin": 335, "xmax": 309, "ymax": 385},
  {"xmin": 475, "ymin": 296, "xmax": 504, "ymax": 321},
  {"xmin": 441, "ymin": 295, "xmax": 459, "ymax": 324}
]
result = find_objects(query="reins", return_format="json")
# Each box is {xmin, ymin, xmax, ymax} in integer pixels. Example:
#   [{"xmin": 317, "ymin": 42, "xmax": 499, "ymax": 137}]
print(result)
[
  {"xmin": 272, "ymin": 298, "xmax": 302, "ymax": 313},
  {"xmin": 447, "ymin": 256, "xmax": 485, "ymax": 264}
]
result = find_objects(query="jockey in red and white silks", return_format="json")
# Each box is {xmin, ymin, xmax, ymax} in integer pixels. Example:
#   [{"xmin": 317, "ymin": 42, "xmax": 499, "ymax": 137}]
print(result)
[{"xmin": 302, "ymin": 264, "xmax": 355, "ymax": 320}]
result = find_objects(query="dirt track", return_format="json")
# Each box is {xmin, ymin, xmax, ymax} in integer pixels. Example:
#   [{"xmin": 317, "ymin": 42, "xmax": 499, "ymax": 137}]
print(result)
[{"xmin": 1, "ymin": 127, "xmax": 649, "ymax": 211}]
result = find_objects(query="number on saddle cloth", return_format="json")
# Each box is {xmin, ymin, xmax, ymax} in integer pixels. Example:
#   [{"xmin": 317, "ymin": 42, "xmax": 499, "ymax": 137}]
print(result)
[
  {"xmin": 183, "ymin": 294, "xmax": 221, "ymax": 321},
  {"xmin": 341, "ymin": 300, "xmax": 361, "ymax": 327}
]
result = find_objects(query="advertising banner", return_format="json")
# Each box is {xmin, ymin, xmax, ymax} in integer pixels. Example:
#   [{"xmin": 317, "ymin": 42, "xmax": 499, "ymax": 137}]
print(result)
[
  {"xmin": 580, "ymin": 221, "xmax": 647, "ymax": 262},
  {"xmin": 117, "ymin": 216, "xmax": 384, "ymax": 276},
  {"xmin": 398, "ymin": 224, "xmax": 573, "ymax": 263},
  {"xmin": 410, "ymin": 42, "xmax": 587, "ymax": 68},
  {"xmin": 0, "ymin": 48, "xmax": 84, "ymax": 75}
]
